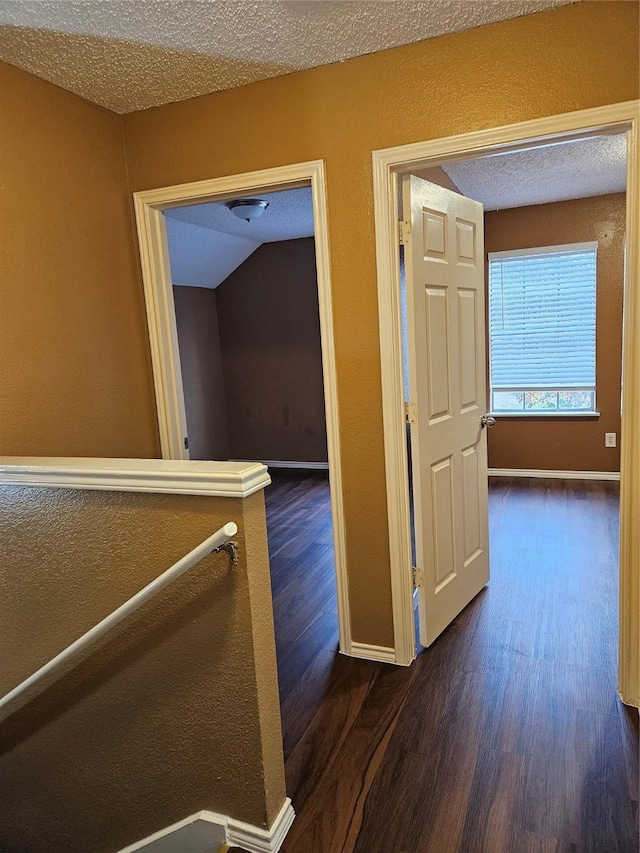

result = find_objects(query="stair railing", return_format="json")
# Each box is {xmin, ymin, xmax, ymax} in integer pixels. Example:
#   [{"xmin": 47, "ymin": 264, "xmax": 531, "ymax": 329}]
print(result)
[{"xmin": 0, "ymin": 521, "xmax": 238, "ymax": 713}]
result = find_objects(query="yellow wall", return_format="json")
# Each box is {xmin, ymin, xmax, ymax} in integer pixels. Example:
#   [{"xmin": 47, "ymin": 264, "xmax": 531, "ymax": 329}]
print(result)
[
  {"xmin": 0, "ymin": 62, "xmax": 159, "ymax": 458},
  {"xmin": 0, "ymin": 485, "xmax": 285, "ymax": 850},
  {"xmin": 0, "ymin": 3, "xmax": 637, "ymax": 647},
  {"xmin": 122, "ymin": 2, "xmax": 638, "ymax": 646}
]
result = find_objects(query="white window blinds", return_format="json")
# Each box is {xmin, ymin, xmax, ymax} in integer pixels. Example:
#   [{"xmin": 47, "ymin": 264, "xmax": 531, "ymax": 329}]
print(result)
[{"xmin": 488, "ymin": 242, "xmax": 597, "ymax": 414}]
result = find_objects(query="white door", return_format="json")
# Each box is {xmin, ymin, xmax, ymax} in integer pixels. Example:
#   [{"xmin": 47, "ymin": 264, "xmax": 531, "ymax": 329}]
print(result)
[{"xmin": 402, "ymin": 175, "xmax": 491, "ymax": 647}]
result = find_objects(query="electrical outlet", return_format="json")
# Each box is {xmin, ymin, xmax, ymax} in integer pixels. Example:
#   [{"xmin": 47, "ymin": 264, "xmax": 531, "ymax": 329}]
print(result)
[{"xmin": 605, "ymin": 432, "xmax": 617, "ymax": 448}]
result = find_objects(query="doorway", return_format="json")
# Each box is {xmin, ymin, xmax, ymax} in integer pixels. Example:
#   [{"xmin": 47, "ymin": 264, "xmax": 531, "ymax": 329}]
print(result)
[
  {"xmin": 132, "ymin": 160, "xmax": 353, "ymax": 664},
  {"xmin": 373, "ymin": 101, "xmax": 640, "ymax": 705}
]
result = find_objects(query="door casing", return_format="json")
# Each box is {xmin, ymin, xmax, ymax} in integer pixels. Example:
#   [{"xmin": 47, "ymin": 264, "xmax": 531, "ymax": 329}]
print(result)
[
  {"xmin": 372, "ymin": 101, "xmax": 640, "ymax": 707},
  {"xmin": 133, "ymin": 160, "xmax": 354, "ymax": 658}
]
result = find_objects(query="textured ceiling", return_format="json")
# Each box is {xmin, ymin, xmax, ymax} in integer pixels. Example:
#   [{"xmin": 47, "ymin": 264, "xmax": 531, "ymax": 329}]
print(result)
[
  {"xmin": 441, "ymin": 134, "xmax": 627, "ymax": 210},
  {"xmin": 0, "ymin": 0, "xmax": 576, "ymax": 113},
  {"xmin": 165, "ymin": 186, "xmax": 314, "ymax": 288},
  {"xmin": 166, "ymin": 187, "xmax": 314, "ymax": 242}
]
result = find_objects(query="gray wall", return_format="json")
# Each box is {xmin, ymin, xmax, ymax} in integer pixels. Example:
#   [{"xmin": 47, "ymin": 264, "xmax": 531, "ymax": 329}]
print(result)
[
  {"xmin": 174, "ymin": 238, "xmax": 328, "ymax": 463},
  {"xmin": 173, "ymin": 286, "xmax": 229, "ymax": 460}
]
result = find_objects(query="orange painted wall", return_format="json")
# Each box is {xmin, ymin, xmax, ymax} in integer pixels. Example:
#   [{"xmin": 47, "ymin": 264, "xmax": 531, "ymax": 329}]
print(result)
[
  {"xmin": 485, "ymin": 193, "xmax": 626, "ymax": 473},
  {"xmin": 0, "ymin": 62, "xmax": 159, "ymax": 457},
  {"xmin": 0, "ymin": 485, "xmax": 285, "ymax": 849},
  {"xmin": 0, "ymin": 3, "xmax": 637, "ymax": 647},
  {"xmin": 122, "ymin": 2, "xmax": 638, "ymax": 646}
]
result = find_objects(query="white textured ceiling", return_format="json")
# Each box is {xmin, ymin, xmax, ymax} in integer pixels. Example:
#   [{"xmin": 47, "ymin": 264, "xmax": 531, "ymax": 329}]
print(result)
[
  {"xmin": 166, "ymin": 187, "xmax": 314, "ymax": 242},
  {"xmin": 165, "ymin": 186, "xmax": 314, "ymax": 288},
  {"xmin": 441, "ymin": 133, "xmax": 627, "ymax": 210},
  {"xmin": 0, "ymin": 0, "xmax": 575, "ymax": 113}
]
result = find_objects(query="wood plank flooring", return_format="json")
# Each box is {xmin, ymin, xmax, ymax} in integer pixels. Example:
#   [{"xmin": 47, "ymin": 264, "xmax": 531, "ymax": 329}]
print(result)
[{"xmin": 249, "ymin": 474, "xmax": 639, "ymax": 852}]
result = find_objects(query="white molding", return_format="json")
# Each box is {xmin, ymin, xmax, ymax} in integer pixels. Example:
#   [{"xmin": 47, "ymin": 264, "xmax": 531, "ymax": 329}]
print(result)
[
  {"xmin": 618, "ymin": 102, "xmax": 640, "ymax": 708},
  {"xmin": 372, "ymin": 101, "xmax": 640, "ymax": 171},
  {"xmin": 488, "ymin": 241, "xmax": 598, "ymax": 260},
  {"xmin": 116, "ymin": 811, "xmax": 226, "ymax": 852},
  {"xmin": 373, "ymin": 100, "xmax": 640, "ymax": 702},
  {"xmin": 0, "ymin": 457, "xmax": 270, "ymax": 498},
  {"xmin": 489, "ymin": 468, "xmax": 620, "ymax": 482},
  {"xmin": 348, "ymin": 642, "xmax": 398, "ymax": 665},
  {"xmin": 373, "ymin": 161, "xmax": 417, "ymax": 668},
  {"xmin": 133, "ymin": 161, "xmax": 352, "ymax": 657},
  {"xmin": 226, "ymin": 799, "xmax": 296, "ymax": 852},
  {"xmin": 134, "ymin": 193, "xmax": 190, "ymax": 461},
  {"xmin": 487, "ymin": 412, "xmax": 600, "ymax": 419},
  {"xmin": 232, "ymin": 459, "xmax": 330, "ymax": 471},
  {"xmin": 117, "ymin": 799, "xmax": 295, "ymax": 853}
]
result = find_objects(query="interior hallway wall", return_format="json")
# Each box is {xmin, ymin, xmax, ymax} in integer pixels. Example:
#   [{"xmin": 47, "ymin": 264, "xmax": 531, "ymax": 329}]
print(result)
[
  {"xmin": 0, "ymin": 61, "xmax": 159, "ymax": 457},
  {"xmin": 484, "ymin": 192, "xmax": 625, "ymax": 472},
  {"xmin": 216, "ymin": 238, "xmax": 328, "ymax": 463},
  {"xmin": 0, "ymin": 484, "xmax": 285, "ymax": 850},
  {"xmin": 121, "ymin": 0, "xmax": 638, "ymax": 648},
  {"xmin": 173, "ymin": 285, "xmax": 230, "ymax": 460},
  {"xmin": 0, "ymin": 2, "xmax": 635, "ymax": 648}
]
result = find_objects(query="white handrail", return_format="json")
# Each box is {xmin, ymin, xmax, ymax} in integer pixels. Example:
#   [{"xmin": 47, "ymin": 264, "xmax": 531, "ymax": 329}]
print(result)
[{"xmin": 0, "ymin": 521, "xmax": 238, "ymax": 713}]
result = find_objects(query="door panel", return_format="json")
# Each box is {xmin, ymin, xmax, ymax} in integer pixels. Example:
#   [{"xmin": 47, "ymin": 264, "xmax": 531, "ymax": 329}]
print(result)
[
  {"xmin": 425, "ymin": 287, "xmax": 451, "ymax": 421},
  {"xmin": 403, "ymin": 175, "xmax": 490, "ymax": 647}
]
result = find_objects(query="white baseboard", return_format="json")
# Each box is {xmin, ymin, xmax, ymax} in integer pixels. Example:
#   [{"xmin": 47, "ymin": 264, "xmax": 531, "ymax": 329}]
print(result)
[
  {"xmin": 488, "ymin": 468, "xmax": 620, "ymax": 482},
  {"xmin": 231, "ymin": 459, "xmax": 329, "ymax": 471},
  {"xmin": 118, "ymin": 798, "xmax": 295, "ymax": 853},
  {"xmin": 347, "ymin": 642, "xmax": 398, "ymax": 664},
  {"xmin": 227, "ymin": 799, "xmax": 296, "ymax": 852}
]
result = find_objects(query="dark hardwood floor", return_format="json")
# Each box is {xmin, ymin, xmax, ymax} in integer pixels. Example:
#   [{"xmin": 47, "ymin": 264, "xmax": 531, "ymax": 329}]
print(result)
[{"xmin": 253, "ymin": 474, "xmax": 639, "ymax": 852}]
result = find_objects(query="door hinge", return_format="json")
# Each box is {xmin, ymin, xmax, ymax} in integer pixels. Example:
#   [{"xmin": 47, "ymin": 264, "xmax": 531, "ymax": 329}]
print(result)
[
  {"xmin": 412, "ymin": 566, "xmax": 424, "ymax": 588},
  {"xmin": 184, "ymin": 436, "xmax": 189, "ymax": 450},
  {"xmin": 399, "ymin": 220, "xmax": 411, "ymax": 246},
  {"xmin": 405, "ymin": 401, "xmax": 417, "ymax": 424}
]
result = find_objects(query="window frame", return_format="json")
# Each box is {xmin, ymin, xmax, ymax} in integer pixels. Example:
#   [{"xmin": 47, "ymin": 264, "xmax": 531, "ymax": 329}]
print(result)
[{"xmin": 487, "ymin": 241, "xmax": 599, "ymax": 419}]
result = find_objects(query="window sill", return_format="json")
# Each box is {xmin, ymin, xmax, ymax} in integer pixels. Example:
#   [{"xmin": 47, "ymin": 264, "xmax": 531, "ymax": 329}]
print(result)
[{"xmin": 488, "ymin": 412, "xmax": 601, "ymax": 420}]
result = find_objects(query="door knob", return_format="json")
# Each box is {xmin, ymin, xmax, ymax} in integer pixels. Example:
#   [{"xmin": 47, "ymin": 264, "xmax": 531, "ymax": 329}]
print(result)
[{"xmin": 480, "ymin": 415, "xmax": 496, "ymax": 429}]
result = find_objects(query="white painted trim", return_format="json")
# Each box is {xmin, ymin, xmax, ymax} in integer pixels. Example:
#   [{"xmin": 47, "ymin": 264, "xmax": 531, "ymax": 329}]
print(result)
[
  {"xmin": 134, "ymin": 193, "xmax": 190, "ymax": 460},
  {"xmin": 373, "ymin": 163, "xmax": 416, "ymax": 668},
  {"xmin": 0, "ymin": 457, "xmax": 270, "ymax": 498},
  {"xmin": 618, "ymin": 103, "xmax": 640, "ymax": 708},
  {"xmin": 487, "ymin": 241, "xmax": 598, "ymax": 260},
  {"xmin": 488, "ymin": 412, "xmax": 600, "ymax": 419},
  {"xmin": 489, "ymin": 468, "xmax": 620, "ymax": 481},
  {"xmin": 226, "ymin": 798, "xmax": 296, "ymax": 852},
  {"xmin": 133, "ymin": 161, "xmax": 352, "ymax": 657},
  {"xmin": 373, "ymin": 101, "xmax": 640, "ymax": 702},
  {"xmin": 232, "ymin": 459, "xmax": 330, "ymax": 471},
  {"xmin": 117, "ymin": 798, "xmax": 295, "ymax": 853},
  {"xmin": 116, "ymin": 810, "xmax": 226, "ymax": 852},
  {"xmin": 347, "ymin": 642, "xmax": 398, "ymax": 665}
]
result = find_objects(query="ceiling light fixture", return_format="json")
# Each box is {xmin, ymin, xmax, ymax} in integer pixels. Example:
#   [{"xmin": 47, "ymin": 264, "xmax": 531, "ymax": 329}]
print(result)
[{"xmin": 225, "ymin": 198, "xmax": 269, "ymax": 222}]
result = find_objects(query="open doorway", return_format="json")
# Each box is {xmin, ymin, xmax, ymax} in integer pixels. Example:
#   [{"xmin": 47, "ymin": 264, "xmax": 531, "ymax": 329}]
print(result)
[
  {"xmin": 372, "ymin": 102, "xmax": 640, "ymax": 698},
  {"xmin": 372, "ymin": 105, "xmax": 639, "ymax": 850},
  {"xmin": 132, "ymin": 162, "xmax": 355, "ymax": 755},
  {"xmin": 398, "ymin": 132, "xmax": 627, "ymax": 652},
  {"xmin": 163, "ymin": 185, "xmax": 340, "ymax": 717}
]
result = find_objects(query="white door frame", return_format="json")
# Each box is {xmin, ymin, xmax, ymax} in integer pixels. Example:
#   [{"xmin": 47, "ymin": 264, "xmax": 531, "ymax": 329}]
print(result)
[
  {"xmin": 133, "ymin": 160, "xmax": 353, "ymax": 656},
  {"xmin": 373, "ymin": 101, "xmax": 640, "ymax": 704}
]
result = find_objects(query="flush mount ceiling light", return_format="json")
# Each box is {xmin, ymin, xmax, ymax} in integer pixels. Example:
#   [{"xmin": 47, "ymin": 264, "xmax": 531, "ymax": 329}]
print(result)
[{"xmin": 225, "ymin": 198, "xmax": 269, "ymax": 222}]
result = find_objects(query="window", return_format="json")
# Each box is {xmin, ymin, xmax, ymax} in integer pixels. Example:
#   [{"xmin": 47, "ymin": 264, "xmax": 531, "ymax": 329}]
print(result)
[{"xmin": 488, "ymin": 242, "xmax": 598, "ymax": 415}]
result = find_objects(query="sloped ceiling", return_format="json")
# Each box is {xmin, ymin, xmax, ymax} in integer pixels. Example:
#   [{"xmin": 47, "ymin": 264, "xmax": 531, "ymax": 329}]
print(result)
[
  {"xmin": 165, "ymin": 186, "xmax": 314, "ymax": 288},
  {"xmin": 0, "ymin": 0, "xmax": 576, "ymax": 113}
]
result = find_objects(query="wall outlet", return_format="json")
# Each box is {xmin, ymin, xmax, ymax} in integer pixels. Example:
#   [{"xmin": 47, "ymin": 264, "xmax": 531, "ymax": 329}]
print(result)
[{"xmin": 605, "ymin": 432, "xmax": 617, "ymax": 448}]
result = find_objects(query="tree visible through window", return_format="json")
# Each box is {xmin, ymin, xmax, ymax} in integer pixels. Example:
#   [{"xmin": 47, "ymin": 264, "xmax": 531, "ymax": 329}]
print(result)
[{"xmin": 488, "ymin": 242, "xmax": 598, "ymax": 414}]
